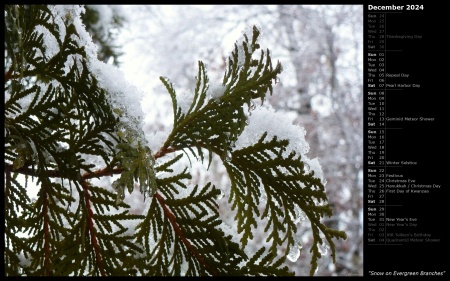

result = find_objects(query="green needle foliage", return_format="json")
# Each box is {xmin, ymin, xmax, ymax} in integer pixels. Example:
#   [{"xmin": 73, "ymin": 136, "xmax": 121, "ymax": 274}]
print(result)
[{"xmin": 4, "ymin": 5, "xmax": 346, "ymax": 276}]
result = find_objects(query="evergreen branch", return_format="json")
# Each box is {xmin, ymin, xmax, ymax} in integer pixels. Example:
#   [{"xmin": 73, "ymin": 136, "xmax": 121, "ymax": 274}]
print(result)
[
  {"xmin": 225, "ymin": 133, "xmax": 346, "ymax": 275},
  {"xmin": 155, "ymin": 192, "xmax": 219, "ymax": 276},
  {"xmin": 5, "ymin": 5, "xmax": 151, "ymax": 276},
  {"xmin": 137, "ymin": 155, "xmax": 249, "ymax": 276},
  {"xmin": 188, "ymin": 61, "xmax": 209, "ymax": 115},
  {"xmin": 4, "ymin": 139, "xmax": 183, "ymax": 186},
  {"xmin": 4, "ymin": 165, "xmax": 36, "ymax": 275},
  {"xmin": 243, "ymin": 247, "xmax": 293, "ymax": 276},
  {"xmin": 160, "ymin": 180, "xmax": 249, "ymax": 275},
  {"xmin": 3, "ymin": 163, "xmax": 123, "ymax": 180},
  {"xmin": 161, "ymin": 25, "xmax": 281, "ymax": 165},
  {"xmin": 160, "ymin": 77, "xmax": 184, "ymax": 127},
  {"xmin": 301, "ymin": 205, "xmax": 347, "ymax": 275},
  {"xmin": 81, "ymin": 179, "xmax": 106, "ymax": 276},
  {"xmin": 112, "ymin": 141, "xmax": 157, "ymax": 202}
]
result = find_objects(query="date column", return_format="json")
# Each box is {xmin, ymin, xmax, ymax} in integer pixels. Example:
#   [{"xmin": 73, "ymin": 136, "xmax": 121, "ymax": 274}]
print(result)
[{"xmin": 366, "ymin": 11, "xmax": 386, "ymax": 244}]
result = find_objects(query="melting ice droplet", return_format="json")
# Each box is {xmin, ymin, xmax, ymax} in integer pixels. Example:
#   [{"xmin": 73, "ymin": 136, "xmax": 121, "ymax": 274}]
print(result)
[
  {"xmin": 293, "ymin": 205, "xmax": 306, "ymax": 224},
  {"xmin": 224, "ymin": 151, "xmax": 232, "ymax": 162},
  {"xmin": 249, "ymin": 100, "xmax": 257, "ymax": 111},
  {"xmin": 287, "ymin": 245, "xmax": 301, "ymax": 262},
  {"xmin": 318, "ymin": 243, "xmax": 329, "ymax": 256},
  {"xmin": 304, "ymin": 162, "xmax": 310, "ymax": 173},
  {"xmin": 287, "ymin": 235, "xmax": 303, "ymax": 262},
  {"xmin": 226, "ymin": 152, "xmax": 232, "ymax": 162},
  {"xmin": 217, "ymin": 188, "xmax": 225, "ymax": 200}
]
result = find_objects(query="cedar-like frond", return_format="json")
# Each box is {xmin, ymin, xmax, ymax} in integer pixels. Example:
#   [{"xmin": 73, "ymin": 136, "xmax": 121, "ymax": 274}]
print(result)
[
  {"xmin": 156, "ymin": 25, "xmax": 346, "ymax": 276},
  {"xmin": 226, "ymin": 133, "xmax": 347, "ymax": 275},
  {"xmin": 4, "ymin": 5, "xmax": 151, "ymax": 276},
  {"xmin": 160, "ymin": 26, "xmax": 282, "ymax": 166}
]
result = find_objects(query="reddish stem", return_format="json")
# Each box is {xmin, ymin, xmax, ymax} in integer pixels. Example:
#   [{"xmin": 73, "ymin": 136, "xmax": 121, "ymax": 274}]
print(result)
[
  {"xmin": 82, "ymin": 167, "xmax": 124, "ymax": 179},
  {"xmin": 81, "ymin": 180, "xmax": 106, "ymax": 276},
  {"xmin": 155, "ymin": 192, "xmax": 219, "ymax": 276},
  {"xmin": 154, "ymin": 146, "xmax": 178, "ymax": 159},
  {"xmin": 43, "ymin": 189, "xmax": 51, "ymax": 275},
  {"xmin": 5, "ymin": 67, "xmax": 13, "ymax": 82},
  {"xmin": 5, "ymin": 166, "xmax": 11, "ymax": 216},
  {"xmin": 4, "ymin": 142, "xmax": 182, "ymax": 181}
]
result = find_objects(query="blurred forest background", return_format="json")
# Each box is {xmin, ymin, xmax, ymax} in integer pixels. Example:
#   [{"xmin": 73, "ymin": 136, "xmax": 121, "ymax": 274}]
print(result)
[{"xmin": 87, "ymin": 4, "xmax": 363, "ymax": 276}]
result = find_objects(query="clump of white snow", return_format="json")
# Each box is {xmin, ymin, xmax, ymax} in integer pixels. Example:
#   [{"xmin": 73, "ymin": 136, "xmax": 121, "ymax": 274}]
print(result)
[
  {"xmin": 89, "ymin": 59, "xmax": 145, "ymax": 125},
  {"xmin": 48, "ymin": 6, "xmax": 147, "ymax": 147},
  {"xmin": 207, "ymin": 82, "xmax": 227, "ymax": 101},
  {"xmin": 235, "ymin": 104, "xmax": 309, "ymax": 156},
  {"xmin": 49, "ymin": 5, "xmax": 98, "ymax": 60},
  {"xmin": 33, "ymin": 25, "xmax": 60, "ymax": 60},
  {"xmin": 234, "ymin": 103, "xmax": 325, "ymax": 183},
  {"xmin": 233, "ymin": 25, "xmax": 264, "ymax": 68}
]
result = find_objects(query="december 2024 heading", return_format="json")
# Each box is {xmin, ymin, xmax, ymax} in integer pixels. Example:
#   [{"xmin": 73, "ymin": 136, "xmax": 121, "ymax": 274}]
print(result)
[{"xmin": 368, "ymin": 4, "xmax": 424, "ymax": 11}]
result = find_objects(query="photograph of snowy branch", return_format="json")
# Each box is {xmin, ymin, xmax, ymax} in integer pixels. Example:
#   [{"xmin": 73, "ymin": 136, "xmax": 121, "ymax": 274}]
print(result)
[{"xmin": 4, "ymin": 5, "xmax": 363, "ymax": 276}]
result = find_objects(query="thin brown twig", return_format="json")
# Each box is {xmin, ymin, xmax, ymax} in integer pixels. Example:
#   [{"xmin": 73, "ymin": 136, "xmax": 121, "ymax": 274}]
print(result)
[
  {"xmin": 82, "ymin": 166, "xmax": 124, "ymax": 179},
  {"xmin": 4, "ymin": 142, "xmax": 179, "ymax": 180},
  {"xmin": 4, "ymin": 164, "xmax": 124, "ymax": 180},
  {"xmin": 5, "ymin": 165, "xmax": 11, "ymax": 214},
  {"xmin": 155, "ymin": 192, "xmax": 219, "ymax": 276},
  {"xmin": 4, "ymin": 65, "xmax": 14, "ymax": 82},
  {"xmin": 154, "ymin": 146, "xmax": 178, "ymax": 159},
  {"xmin": 81, "ymin": 179, "xmax": 106, "ymax": 276},
  {"xmin": 43, "ymin": 189, "xmax": 52, "ymax": 276}
]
